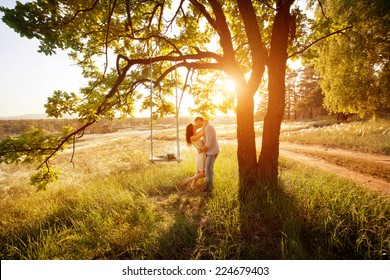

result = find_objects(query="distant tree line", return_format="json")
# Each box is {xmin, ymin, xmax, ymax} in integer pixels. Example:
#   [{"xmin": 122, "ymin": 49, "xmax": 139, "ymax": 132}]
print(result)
[
  {"xmin": 0, "ymin": 115, "xmax": 238, "ymax": 139},
  {"xmin": 256, "ymin": 65, "xmax": 327, "ymax": 121},
  {"xmin": 0, "ymin": 117, "xmax": 198, "ymax": 139}
]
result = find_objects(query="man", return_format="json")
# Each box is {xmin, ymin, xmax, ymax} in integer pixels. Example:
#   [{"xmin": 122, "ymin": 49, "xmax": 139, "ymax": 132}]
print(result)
[{"xmin": 194, "ymin": 116, "xmax": 220, "ymax": 195}]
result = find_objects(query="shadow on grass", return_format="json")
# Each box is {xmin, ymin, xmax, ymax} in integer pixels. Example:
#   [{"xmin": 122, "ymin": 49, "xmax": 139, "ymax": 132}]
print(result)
[
  {"xmin": 150, "ymin": 185, "xmax": 207, "ymax": 259},
  {"xmin": 239, "ymin": 180, "xmax": 390, "ymax": 260},
  {"xmin": 148, "ymin": 182, "xmax": 308, "ymax": 259},
  {"xmin": 151, "ymin": 182, "xmax": 308, "ymax": 259},
  {"xmin": 238, "ymin": 182, "xmax": 310, "ymax": 259}
]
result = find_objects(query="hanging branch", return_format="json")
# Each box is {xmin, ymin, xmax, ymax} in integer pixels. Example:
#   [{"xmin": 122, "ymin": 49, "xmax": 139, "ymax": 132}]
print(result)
[
  {"xmin": 61, "ymin": 0, "xmax": 100, "ymax": 26},
  {"xmin": 165, "ymin": 0, "xmax": 185, "ymax": 32},
  {"xmin": 36, "ymin": 120, "xmax": 96, "ymax": 171},
  {"xmin": 317, "ymin": 0, "xmax": 330, "ymax": 20},
  {"xmin": 102, "ymin": 0, "xmax": 117, "ymax": 78},
  {"xmin": 178, "ymin": 68, "xmax": 192, "ymax": 111},
  {"xmin": 288, "ymin": 25, "xmax": 353, "ymax": 58},
  {"xmin": 147, "ymin": 2, "xmax": 163, "ymax": 29}
]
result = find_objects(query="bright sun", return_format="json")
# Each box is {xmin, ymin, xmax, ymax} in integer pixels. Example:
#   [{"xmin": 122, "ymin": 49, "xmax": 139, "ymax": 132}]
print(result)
[{"xmin": 225, "ymin": 78, "xmax": 236, "ymax": 92}]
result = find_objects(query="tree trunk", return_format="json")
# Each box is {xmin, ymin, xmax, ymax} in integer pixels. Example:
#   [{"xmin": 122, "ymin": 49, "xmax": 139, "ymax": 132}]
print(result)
[
  {"xmin": 257, "ymin": 2, "xmax": 292, "ymax": 186},
  {"xmin": 237, "ymin": 85, "xmax": 258, "ymax": 195}
]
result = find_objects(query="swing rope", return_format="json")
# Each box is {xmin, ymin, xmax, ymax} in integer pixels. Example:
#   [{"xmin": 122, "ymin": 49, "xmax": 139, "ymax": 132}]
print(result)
[{"xmin": 149, "ymin": 51, "xmax": 183, "ymax": 163}]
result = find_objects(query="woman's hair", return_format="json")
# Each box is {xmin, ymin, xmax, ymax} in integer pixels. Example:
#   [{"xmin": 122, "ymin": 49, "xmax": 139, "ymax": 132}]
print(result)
[{"xmin": 185, "ymin": 123, "xmax": 194, "ymax": 146}]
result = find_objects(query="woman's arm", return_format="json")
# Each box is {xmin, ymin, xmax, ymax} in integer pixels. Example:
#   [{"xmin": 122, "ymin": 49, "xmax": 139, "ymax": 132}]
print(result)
[
  {"xmin": 190, "ymin": 120, "xmax": 208, "ymax": 142},
  {"xmin": 190, "ymin": 130, "xmax": 204, "ymax": 142}
]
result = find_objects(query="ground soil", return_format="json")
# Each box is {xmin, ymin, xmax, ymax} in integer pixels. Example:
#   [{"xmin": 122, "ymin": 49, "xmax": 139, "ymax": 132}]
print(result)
[{"xmin": 279, "ymin": 142, "xmax": 390, "ymax": 195}]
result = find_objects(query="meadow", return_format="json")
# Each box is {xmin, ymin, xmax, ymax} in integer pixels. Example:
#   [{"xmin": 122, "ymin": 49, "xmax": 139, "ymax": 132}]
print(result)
[{"xmin": 0, "ymin": 118, "xmax": 389, "ymax": 259}]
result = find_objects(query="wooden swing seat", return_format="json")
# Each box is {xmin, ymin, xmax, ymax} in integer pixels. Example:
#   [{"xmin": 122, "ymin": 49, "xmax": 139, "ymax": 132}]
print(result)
[{"xmin": 149, "ymin": 157, "xmax": 182, "ymax": 163}]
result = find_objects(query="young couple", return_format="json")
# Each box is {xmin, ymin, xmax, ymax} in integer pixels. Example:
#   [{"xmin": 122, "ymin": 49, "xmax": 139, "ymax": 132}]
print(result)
[{"xmin": 185, "ymin": 117, "xmax": 219, "ymax": 195}]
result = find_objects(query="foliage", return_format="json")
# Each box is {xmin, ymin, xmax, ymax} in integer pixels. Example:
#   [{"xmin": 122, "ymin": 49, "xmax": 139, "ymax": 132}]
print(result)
[
  {"xmin": 284, "ymin": 66, "xmax": 326, "ymax": 120},
  {"xmin": 0, "ymin": 126, "xmax": 72, "ymax": 190},
  {"xmin": 311, "ymin": 0, "xmax": 390, "ymax": 117},
  {"xmin": 45, "ymin": 90, "xmax": 80, "ymax": 119},
  {"xmin": 294, "ymin": 66, "xmax": 325, "ymax": 118}
]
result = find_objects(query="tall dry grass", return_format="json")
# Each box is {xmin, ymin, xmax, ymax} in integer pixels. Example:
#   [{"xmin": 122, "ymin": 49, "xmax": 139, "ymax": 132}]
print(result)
[
  {"xmin": 280, "ymin": 118, "xmax": 390, "ymax": 155},
  {"xmin": 1, "ymin": 118, "xmax": 389, "ymax": 259}
]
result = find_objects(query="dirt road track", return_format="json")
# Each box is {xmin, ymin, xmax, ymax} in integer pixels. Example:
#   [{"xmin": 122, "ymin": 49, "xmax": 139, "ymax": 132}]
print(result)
[{"xmin": 279, "ymin": 142, "xmax": 390, "ymax": 195}]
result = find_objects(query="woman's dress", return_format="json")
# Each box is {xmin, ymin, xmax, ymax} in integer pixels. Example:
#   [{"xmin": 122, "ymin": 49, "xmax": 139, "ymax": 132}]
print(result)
[{"xmin": 191, "ymin": 138, "xmax": 206, "ymax": 171}]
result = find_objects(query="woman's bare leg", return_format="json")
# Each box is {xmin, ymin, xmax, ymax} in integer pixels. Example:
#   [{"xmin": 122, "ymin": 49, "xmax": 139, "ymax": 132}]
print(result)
[
  {"xmin": 184, "ymin": 170, "xmax": 205, "ymax": 187},
  {"xmin": 191, "ymin": 170, "xmax": 205, "ymax": 187}
]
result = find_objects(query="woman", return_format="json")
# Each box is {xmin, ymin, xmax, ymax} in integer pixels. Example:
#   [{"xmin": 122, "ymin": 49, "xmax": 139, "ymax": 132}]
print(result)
[{"xmin": 184, "ymin": 120, "xmax": 208, "ymax": 188}]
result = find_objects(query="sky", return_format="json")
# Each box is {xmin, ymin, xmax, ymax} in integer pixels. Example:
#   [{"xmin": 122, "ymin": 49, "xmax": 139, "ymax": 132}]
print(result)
[
  {"xmin": 0, "ymin": 0, "xmax": 84, "ymax": 118},
  {"xmin": 0, "ymin": 0, "xmax": 194, "ymax": 119}
]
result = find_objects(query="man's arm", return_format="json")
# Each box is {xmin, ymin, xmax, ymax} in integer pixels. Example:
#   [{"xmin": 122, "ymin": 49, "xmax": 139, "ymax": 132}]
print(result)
[{"xmin": 202, "ymin": 124, "xmax": 216, "ymax": 152}]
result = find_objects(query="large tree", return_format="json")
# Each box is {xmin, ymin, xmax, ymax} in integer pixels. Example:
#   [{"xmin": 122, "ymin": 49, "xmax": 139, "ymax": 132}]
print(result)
[
  {"xmin": 311, "ymin": 0, "xmax": 390, "ymax": 117},
  {"xmin": 0, "ymin": 0, "xmax": 340, "ymax": 195}
]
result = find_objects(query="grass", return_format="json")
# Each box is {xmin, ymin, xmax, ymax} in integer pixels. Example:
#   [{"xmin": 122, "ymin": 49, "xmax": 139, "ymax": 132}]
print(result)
[
  {"xmin": 1, "ymin": 134, "xmax": 389, "ymax": 259},
  {"xmin": 278, "ymin": 159, "xmax": 390, "ymax": 259},
  {"xmin": 280, "ymin": 118, "xmax": 390, "ymax": 155},
  {"xmin": 1, "ymin": 117, "xmax": 389, "ymax": 259}
]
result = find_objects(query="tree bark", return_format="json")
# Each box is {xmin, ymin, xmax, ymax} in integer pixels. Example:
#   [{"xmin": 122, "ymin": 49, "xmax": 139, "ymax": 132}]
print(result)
[
  {"xmin": 257, "ymin": 1, "xmax": 292, "ymax": 186},
  {"xmin": 235, "ymin": 0, "xmax": 267, "ymax": 198},
  {"xmin": 237, "ymin": 84, "xmax": 258, "ymax": 193}
]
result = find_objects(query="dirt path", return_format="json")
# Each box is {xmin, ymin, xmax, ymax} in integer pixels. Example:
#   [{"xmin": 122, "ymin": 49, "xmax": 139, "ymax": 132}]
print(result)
[{"xmin": 279, "ymin": 142, "xmax": 390, "ymax": 195}]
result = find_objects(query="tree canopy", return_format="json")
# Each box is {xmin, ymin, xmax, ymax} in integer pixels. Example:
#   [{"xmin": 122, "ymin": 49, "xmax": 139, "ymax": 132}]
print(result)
[{"xmin": 311, "ymin": 0, "xmax": 390, "ymax": 117}]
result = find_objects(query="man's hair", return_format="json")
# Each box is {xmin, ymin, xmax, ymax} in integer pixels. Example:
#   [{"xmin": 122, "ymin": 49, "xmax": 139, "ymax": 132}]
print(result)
[{"xmin": 194, "ymin": 116, "xmax": 204, "ymax": 122}]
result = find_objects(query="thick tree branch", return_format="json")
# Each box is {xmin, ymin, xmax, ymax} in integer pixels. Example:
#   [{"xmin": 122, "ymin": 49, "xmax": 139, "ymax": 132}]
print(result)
[
  {"xmin": 237, "ymin": 0, "xmax": 268, "ymax": 91},
  {"xmin": 37, "ymin": 120, "xmax": 96, "ymax": 170},
  {"xmin": 207, "ymin": 0, "xmax": 235, "ymax": 59},
  {"xmin": 125, "ymin": 0, "xmax": 133, "ymax": 33},
  {"xmin": 118, "ymin": 51, "xmax": 223, "ymax": 71},
  {"xmin": 188, "ymin": 0, "xmax": 218, "ymax": 31}
]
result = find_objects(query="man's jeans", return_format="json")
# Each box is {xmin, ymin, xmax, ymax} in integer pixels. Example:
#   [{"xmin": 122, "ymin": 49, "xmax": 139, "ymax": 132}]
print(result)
[{"xmin": 205, "ymin": 153, "xmax": 218, "ymax": 194}]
